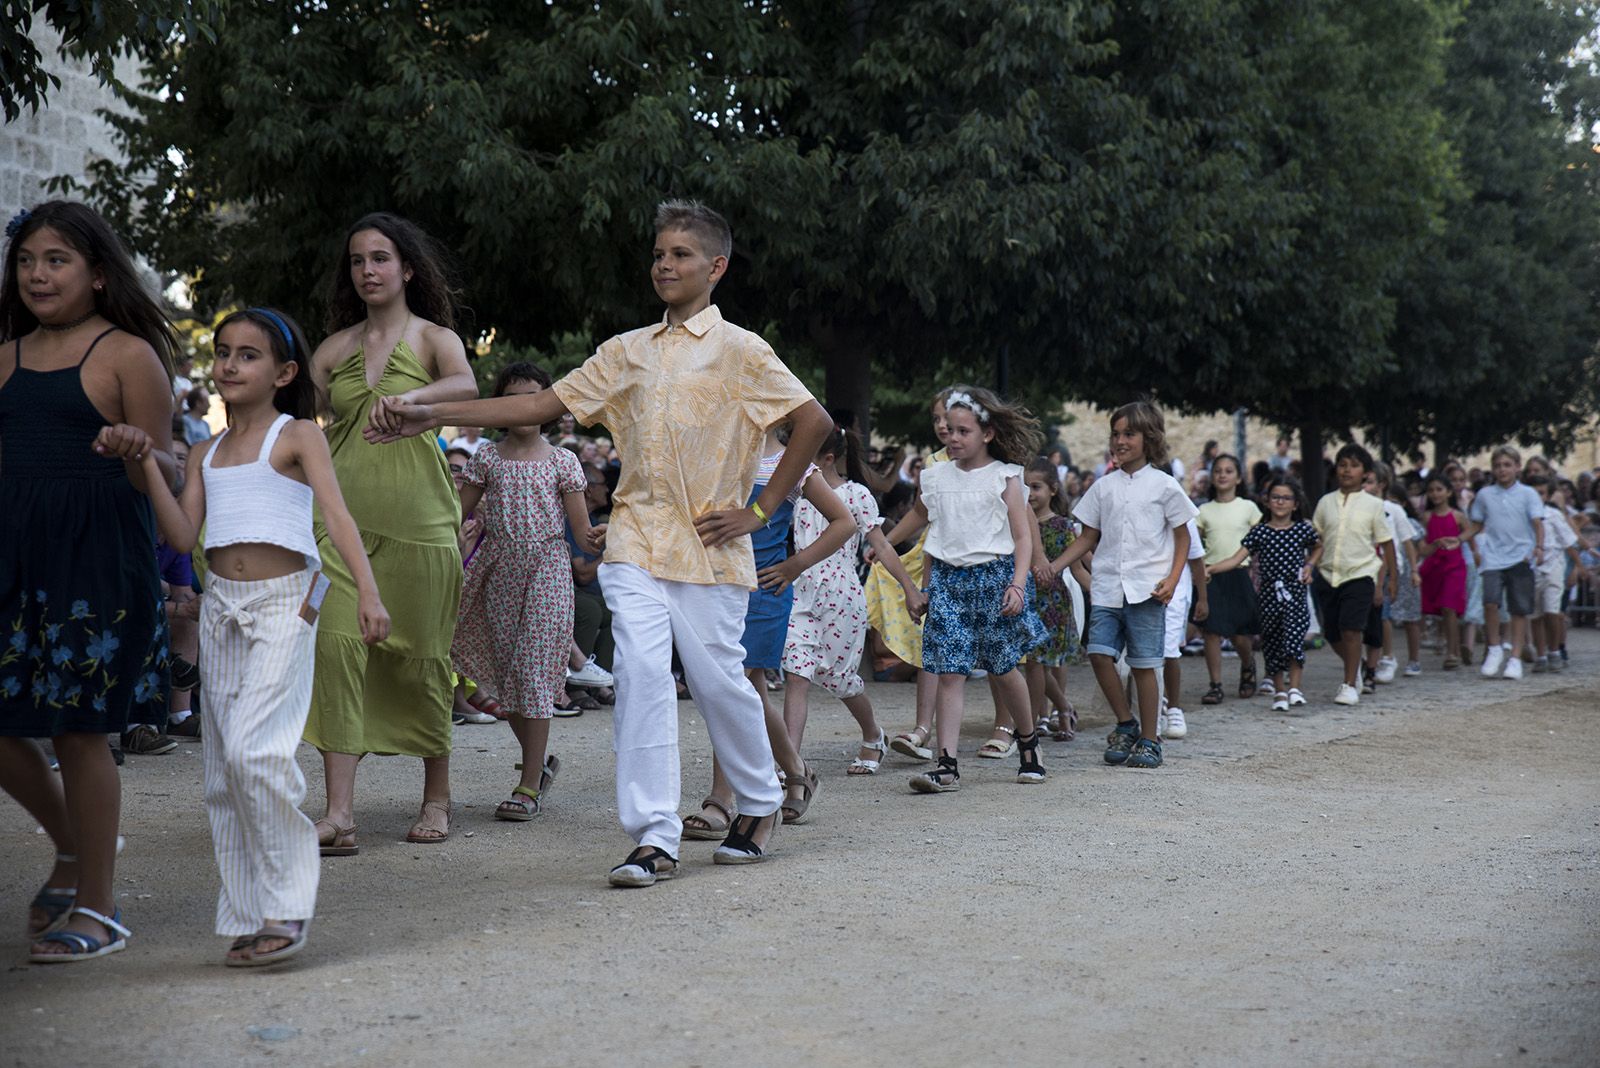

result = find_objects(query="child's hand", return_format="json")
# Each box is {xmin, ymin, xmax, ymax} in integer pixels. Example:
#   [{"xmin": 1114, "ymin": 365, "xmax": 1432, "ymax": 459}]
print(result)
[
  {"xmin": 693, "ymin": 507, "xmax": 762, "ymax": 548},
  {"xmin": 757, "ymin": 558, "xmax": 802, "ymax": 593},
  {"xmin": 1299, "ymin": 564, "xmax": 1313, "ymax": 585},
  {"xmin": 863, "ymin": 545, "xmax": 880, "ymax": 565},
  {"xmin": 93, "ymin": 423, "xmax": 153, "ymax": 462},
  {"xmin": 1410, "ymin": 571, "xmax": 1421, "ymax": 588},
  {"xmin": 1440, "ymin": 536, "xmax": 1460, "ymax": 551},
  {"xmin": 358, "ymin": 593, "xmax": 391, "ymax": 645},
  {"xmin": 585, "ymin": 523, "xmax": 607, "ymax": 554},
  {"xmin": 176, "ymin": 595, "xmax": 202, "ymax": 622},
  {"xmin": 1000, "ymin": 583, "xmax": 1025, "ymax": 617},
  {"xmin": 904, "ymin": 587, "xmax": 929, "ymax": 622},
  {"xmin": 1152, "ymin": 574, "xmax": 1177, "ymax": 604},
  {"xmin": 1191, "ymin": 596, "xmax": 1210, "ymax": 623},
  {"xmin": 1031, "ymin": 563, "xmax": 1055, "ymax": 589},
  {"xmin": 363, "ymin": 395, "xmax": 435, "ymax": 443},
  {"xmin": 458, "ymin": 515, "xmax": 483, "ymax": 549}
]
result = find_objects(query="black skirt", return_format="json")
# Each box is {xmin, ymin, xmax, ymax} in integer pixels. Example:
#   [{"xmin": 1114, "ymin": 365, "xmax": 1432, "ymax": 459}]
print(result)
[{"xmin": 1201, "ymin": 568, "xmax": 1260, "ymax": 637}]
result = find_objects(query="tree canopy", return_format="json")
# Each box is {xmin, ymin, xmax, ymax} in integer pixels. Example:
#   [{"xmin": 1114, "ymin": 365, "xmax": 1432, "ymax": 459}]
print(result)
[{"xmin": 55, "ymin": 0, "xmax": 1600, "ymax": 471}]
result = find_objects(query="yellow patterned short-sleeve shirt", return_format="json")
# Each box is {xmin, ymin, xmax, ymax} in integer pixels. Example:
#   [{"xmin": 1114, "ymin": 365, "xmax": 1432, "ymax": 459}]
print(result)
[{"xmin": 552, "ymin": 305, "xmax": 813, "ymax": 588}]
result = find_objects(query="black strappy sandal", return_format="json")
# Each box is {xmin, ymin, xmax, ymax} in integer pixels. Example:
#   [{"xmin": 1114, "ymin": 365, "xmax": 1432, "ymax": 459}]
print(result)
[
  {"xmin": 1015, "ymin": 729, "xmax": 1047, "ymax": 784},
  {"xmin": 1202, "ymin": 682, "xmax": 1225, "ymax": 705},
  {"xmin": 1238, "ymin": 660, "xmax": 1258, "ymax": 699},
  {"xmin": 910, "ymin": 751, "xmax": 961, "ymax": 793},
  {"xmin": 713, "ymin": 811, "xmax": 781, "ymax": 865},
  {"xmin": 608, "ymin": 846, "xmax": 679, "ymax": 888}
]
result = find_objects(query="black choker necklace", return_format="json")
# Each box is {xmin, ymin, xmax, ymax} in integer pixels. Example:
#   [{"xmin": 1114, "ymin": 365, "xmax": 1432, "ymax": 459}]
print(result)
[{"xmin": 38, "ymin": 311, "xmax": 97, "ymax": 332}]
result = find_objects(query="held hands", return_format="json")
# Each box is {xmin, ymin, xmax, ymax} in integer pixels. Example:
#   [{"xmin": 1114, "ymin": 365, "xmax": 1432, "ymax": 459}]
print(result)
[
  {"xmin": 693, "ymin": 506, "xmax": 763, "ymax": 548},
  {"xmin": 903, "ymin": 586, "xmax": 929, "ymax": 622},
  {"xmin": 1410, "ymin": 570, "xmax": 1422, "ymax": 588},
  {"xmin": 363, "ymin": 395, "xmax": 436, "ymax": 443},
  {"xmin": 1299, "ymin": 564, "xmax": 1313, "ymax": 585},
  {"xmin": 757, "ymin": 558, "xmax": 804, "ymax": 594},
  {"xmin": 457, "ymin": 515, "xmax": 483, "ymax": 553},
  {"xmin": 585, "ymin": 523, "xmax": 607, "ymax": 554},
  {"xmin": 93, "ymin": 423, "xmax": 153, "ymax": 463},
  {"xmin": 357, "ymin": 592, "xmax": 391, "ymax": 646},
  {"xmin": 1000, "ymin": 583, "xmax": 1025, "ymax": 617},
  {"xmin": 1031, "ymin": 562, "xmax": 1056, "ymax": 589}
]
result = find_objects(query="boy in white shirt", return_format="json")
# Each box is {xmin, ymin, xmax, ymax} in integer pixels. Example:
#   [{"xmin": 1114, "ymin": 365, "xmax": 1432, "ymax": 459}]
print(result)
[
  {"xmin": 1052, "ymin": 402, "xmax": 1197, "ymax": 769},
  {"xmin": 1525, "ymin": 474, "xmax": 1579, "ymax": 672}
]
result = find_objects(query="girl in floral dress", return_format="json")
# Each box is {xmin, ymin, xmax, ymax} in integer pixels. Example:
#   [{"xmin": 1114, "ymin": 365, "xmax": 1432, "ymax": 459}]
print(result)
[
  {"xmin": 780, "ymin": 427, "xmax": 924, "ymax": 775},
  {"xmin": 451, "ymin": 363, "xmax": 598, "ymax": 820},
  {"xmin": 1022, "ymin": 458, "xmax": 1085, "ymax": 740}
]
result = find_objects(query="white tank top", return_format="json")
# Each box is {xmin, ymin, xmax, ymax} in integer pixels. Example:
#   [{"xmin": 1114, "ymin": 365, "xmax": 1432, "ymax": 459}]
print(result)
[{"xmin": 201, "ymin": 413, "xmax": 321, "ymax": 569}]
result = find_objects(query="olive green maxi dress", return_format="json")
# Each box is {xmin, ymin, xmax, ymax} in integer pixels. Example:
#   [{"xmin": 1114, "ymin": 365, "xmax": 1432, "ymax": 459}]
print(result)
[{"xmin": 305, "ymin": 341, "xmax": 462, "ymax": 757}]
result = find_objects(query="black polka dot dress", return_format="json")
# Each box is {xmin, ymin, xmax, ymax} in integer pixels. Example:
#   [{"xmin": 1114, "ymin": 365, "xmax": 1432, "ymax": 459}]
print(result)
[{"xmin": 1240, "ymin": 520, "xmax": 1320, "ymax": 676}]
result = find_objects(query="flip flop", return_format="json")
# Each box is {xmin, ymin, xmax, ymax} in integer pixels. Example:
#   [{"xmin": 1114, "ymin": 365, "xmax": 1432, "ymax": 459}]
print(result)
[{"xmin": 314, "ymin": 818, "xmax": 359, "ymax": 857}]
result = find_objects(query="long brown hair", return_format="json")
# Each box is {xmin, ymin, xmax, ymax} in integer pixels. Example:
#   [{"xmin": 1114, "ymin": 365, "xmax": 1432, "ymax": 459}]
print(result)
[
  {"xmin": 326, "ymin": 212, "xmax": 460, "ymax": 334},
  {"xmin": 1, "ymin": 201, "xmax": 176, "ymax": 376},
  {"xmin": 943, "ymin": 385, "xmax": 1043, "ymax": 467}
]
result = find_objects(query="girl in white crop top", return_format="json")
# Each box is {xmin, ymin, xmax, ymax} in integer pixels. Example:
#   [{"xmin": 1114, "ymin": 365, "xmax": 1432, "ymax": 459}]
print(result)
[
  {"xmin": 136, "ymin": 308, "xmax": 388, "ymax": 969},
  {"xmin": 889, "ymin": 385, "xmax": 1049, "ymax": 794}
]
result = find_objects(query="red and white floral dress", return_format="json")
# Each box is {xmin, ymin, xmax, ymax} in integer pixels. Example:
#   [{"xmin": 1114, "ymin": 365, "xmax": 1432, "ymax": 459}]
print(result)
[
  {"xmin": 451, "ymin": 443, "xmax": 585, "ymax": 719},
  {"xmin": 782, "ymin": 480, "xmax": 878, "ymax": 698}
]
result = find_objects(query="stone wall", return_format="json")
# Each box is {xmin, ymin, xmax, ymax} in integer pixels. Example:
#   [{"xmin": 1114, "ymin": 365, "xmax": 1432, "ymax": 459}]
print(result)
[{"xmin": 0, "ymin": 24, "xmax": 134, "ymax": 211}]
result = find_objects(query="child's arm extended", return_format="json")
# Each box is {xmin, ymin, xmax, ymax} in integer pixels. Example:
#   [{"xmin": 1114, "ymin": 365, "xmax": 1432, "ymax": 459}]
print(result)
[
  {"xmin": 1030, "ymin": 516, "xmax": 1053, "ymax": 588},
  {"xmin": 1049, "ymin": 526, "xmax": 1100, "ymax": 576},
  {"xmin": 1379, "ymin": 541, "xmax": 1399, "ymax": 602},
  {"xmin": 1000, "ymin": 475, "xmax": 1033, "ymax": 617},
  {"xmin": 863, "ymin": 524, "xmax": 929, "ymax": 622},
  {"xmin": 287, "ymin": 422, "xmax": 391, "ymax": 645},
  {"xmin": 757, "ymin": 472, "xmax": 855, "ymax": 593},
  {"xmin": 367, "ymin": 388, "xmax": 569, "ymax": 443},
  {"xmin": 1205, "ymin": 546, "xmax": 1248, "ymax": 578},
  {"xmin": 1152, "ymin": 522, "xmax": 1190, "ymax": 605},
  {"xmin": 1304, "ymin": 541, "xmax": 1324, "ymax": 582},
  {"xmin": 697, "ymin": 400, "xmax": 835, "ymax": 548},
  {"xmin": 137, "ymin": 443, "xmax": 209, "ymax": 552},
  {"xmin": 878, "ymin": 501, "xmax": 930, "ymax": 551}
]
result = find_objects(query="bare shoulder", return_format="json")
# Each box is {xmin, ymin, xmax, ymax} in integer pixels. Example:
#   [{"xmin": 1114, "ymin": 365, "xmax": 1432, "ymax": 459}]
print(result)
[
  {"xmin": 417, "ymin": 319, "xmax": 466, "ymax": 358},
  {"xmin": 312, "ymin": 324, "xmax": 361, "ymax": 371},
  {"xmin": 100, "ymin": 329, "xmax": 164, "ymax": 376}
]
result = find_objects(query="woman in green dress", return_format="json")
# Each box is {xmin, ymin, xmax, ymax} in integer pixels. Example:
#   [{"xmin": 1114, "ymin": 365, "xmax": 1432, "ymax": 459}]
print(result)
[{"xmin": 306, "ymin": 214, "xmax": 475, "ymax": 850}]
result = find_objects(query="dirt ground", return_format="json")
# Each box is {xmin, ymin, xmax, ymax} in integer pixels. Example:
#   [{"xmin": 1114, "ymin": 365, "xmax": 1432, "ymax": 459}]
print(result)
[{"xmin": 2, "ymin": 627, "xmax": 1597, "ymax": 1068}]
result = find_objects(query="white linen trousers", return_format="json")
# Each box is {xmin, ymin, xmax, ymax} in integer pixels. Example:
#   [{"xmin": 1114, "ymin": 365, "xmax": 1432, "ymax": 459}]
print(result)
[
  {"xmin": 599, "ymin": 562, "xmax": 783, "ymax": 855},
  {"xmin": 199, "ymin": 569, "xmax": 321, "ymax": 935}
]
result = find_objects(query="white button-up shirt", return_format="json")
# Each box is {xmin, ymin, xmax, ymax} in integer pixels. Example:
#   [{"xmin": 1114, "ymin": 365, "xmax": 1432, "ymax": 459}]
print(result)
[{"xmin": 1072, "ymin": 464, "xmax": 1198, "ymax": 607}]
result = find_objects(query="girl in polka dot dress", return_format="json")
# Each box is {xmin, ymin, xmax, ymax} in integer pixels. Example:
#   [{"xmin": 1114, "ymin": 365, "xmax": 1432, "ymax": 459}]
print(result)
[
  {"xmin": 1208, "ymin": 474, "xmax": 1321, "ymax": 711},
  {"xmin": 781, "ymin": 426, "xmax": 925, "ymax": 774}
]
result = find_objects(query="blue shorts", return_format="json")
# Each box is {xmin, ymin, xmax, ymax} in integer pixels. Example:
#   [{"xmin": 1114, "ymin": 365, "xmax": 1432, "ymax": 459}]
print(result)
[{"xmin": 1086, "ymin": 599, "xmax": 1167, "ymax": 670}]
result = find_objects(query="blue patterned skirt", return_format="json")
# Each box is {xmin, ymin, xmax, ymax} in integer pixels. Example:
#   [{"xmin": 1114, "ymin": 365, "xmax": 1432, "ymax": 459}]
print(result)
[{"xmin": 922, "ymin": 555, "xmax": 1045, "ymax": 676}]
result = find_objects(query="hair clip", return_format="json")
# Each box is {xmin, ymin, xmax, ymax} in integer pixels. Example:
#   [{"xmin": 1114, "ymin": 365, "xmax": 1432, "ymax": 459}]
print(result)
[
  {"xmin": 945, "ymin": 390, "xmax": 990, "ymax": 423},
  {"xmin": 5, "ymin": 209, "xmax": 32, "ymax": 240}
]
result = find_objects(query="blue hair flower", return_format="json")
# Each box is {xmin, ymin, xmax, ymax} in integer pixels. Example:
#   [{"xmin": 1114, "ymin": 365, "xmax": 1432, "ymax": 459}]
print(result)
[{"xmin": 5, "ymin": 209, "xmax": 31, "ymax": 241}]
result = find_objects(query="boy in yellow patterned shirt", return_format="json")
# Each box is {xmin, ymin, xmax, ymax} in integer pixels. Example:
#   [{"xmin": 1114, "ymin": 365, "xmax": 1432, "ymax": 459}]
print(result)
[{"xmin": 369, "ymin": 201, "xmax": 832, "ymax": 885}]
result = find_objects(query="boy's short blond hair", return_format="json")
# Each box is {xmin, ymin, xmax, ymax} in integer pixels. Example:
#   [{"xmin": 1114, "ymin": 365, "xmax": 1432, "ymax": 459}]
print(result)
[
  {"xmin": 654, "ymin": 199, "xmax": 733, "ymax": 260},
  {"xmin": 1491, "ymin": 445, "xmax": 1522, "ymax": 466},
  {"xmin": 1109, "ymin": 400, "xmax": 1170, "ymax": 467}
]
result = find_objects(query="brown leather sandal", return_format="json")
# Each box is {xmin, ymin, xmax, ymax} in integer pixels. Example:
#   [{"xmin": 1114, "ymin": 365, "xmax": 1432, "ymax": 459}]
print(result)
[
  {"xmin": 681, "ymin": 795, "xmax": 735, "ymax": 840},
  {"xmin": 314, "ymin": 818, "xmax": 358, "ymax": 857},
  {"xmin": 405, "ymin": 800, "xmax": 451, "ymax": 844}
]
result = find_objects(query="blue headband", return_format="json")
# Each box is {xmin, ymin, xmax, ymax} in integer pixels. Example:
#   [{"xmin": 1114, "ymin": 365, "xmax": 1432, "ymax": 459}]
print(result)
[{"xmin": 248, "ymin": 308, "xmax": 297, "ymax": 359}]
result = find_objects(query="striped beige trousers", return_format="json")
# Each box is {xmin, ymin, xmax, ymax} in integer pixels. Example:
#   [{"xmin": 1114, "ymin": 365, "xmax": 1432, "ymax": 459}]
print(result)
[{"xmin": 199, "ymin": 569, "xmax": 321, "ymax": 935}]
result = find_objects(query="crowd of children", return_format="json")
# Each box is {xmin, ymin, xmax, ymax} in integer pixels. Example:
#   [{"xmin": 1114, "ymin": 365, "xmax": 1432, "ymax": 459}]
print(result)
[{"xmin": 4, "ymin": 197, "xmax": 1600, "ymax": 971}]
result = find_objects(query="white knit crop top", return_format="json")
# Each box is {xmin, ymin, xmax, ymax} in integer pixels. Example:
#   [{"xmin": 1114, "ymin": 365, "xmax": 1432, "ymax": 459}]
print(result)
[{"xmin": 201, "ymin": 413, "xmax": 321, "ymax": 569}]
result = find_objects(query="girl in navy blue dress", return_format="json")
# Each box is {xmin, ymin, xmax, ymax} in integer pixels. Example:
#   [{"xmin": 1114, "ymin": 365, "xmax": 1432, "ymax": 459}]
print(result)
[{"xmin": 1, "ymin": 202, "xmax": 178, "ymax": 962}]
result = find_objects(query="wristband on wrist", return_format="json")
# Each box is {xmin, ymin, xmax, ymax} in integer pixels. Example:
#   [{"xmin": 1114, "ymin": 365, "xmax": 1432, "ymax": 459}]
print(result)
[{"xmin": 751, "ymin": 500, "xmax": 769, "ymax": 523}]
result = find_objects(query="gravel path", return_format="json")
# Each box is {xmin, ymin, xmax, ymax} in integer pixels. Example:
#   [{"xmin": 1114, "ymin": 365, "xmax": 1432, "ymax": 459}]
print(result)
[{"xmin": 3, "ymin": 629, "xmax": 1597, "ymax": 1067}]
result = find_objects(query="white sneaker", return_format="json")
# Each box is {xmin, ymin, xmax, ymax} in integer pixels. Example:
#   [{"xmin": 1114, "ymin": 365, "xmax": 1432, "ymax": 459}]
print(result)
[
  {"xmin": 1334, "ymin": 684, "xmax": 1360, "ymax": 706},
  {"xmin": 1164, "ymin": 707, "xmax": 1188, "ymax": 739},
  {"xmin": 1156, "ymin": 710, "xmax": 1168, "ymax": 737},
  {"xmin": 1374, "ymin": 656, "xmax": 1397, "ymax": 684},
  {"xmin": 1272, "ymin": 692, "xmax": 1289, "ymax": 712},
  {"xmin": 1480, "ymin": 645, "xmax": 1506, "ymax": 678},
  {"xmin": 567, "ymin": 657, "xmax": 615, "ymax": 687},
  {"xmin": 1288, "ymin": 687, "xmax": 1307, "ymax": 707},
  {"xmin": 1503, "ymin": 655, "xmax": 1524, "ymax": 680},
  {"xmin": 1403, "ymin": 661, "xmax": 1422, "ymax": 677},
  {"xmin": 1258, "ymin": 678, "xmax": 1276, "ymax": 697}
]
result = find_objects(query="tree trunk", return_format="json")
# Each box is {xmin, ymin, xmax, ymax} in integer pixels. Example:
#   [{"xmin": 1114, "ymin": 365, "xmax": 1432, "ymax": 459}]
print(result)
[
  {"xmin": 824, "ymin": 338, "xmax": 874, "ymax": 441},
  {"xmin": 1299, "ymin": 416, "xmax": 1324, "ymax": 502}
]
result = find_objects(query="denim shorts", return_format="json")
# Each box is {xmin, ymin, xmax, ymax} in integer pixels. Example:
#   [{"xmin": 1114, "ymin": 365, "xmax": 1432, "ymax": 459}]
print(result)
[{"xmin": 1086, "ymin": 598, "xmax": 1167, "ymax": 669}]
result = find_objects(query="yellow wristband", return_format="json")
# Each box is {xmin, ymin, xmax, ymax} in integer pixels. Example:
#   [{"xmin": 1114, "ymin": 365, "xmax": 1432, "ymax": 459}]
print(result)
[{"xmin": 751, "ymin": 500, "xmax": 769, "ymax": 523}]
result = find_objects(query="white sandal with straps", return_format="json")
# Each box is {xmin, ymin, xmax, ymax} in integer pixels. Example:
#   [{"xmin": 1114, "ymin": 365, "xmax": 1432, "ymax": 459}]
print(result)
[
  {"xmin": 848, "ymin": 730, "xmax": 888, "ymax": 775},
  {"xmin": 976, "ymin": 725, "xmax": 1016, "ymax": 758}
]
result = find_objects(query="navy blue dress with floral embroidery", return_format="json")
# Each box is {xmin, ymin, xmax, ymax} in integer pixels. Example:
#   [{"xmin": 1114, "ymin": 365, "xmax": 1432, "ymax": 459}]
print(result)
[{"xmin": 0, "ymin": 330, "xmax": 167, "ymax": 736}]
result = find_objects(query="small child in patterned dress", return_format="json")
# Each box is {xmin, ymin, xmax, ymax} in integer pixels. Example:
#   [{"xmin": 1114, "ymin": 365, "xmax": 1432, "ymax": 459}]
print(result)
[
  {"xmin": 780, "ymin": 426, "xmax": 924, "ymax": 774},
  {"xmin": 1022, "ymin": 458, "xmax": 1086, "ymax": 740},
  {"xmin": 451, "ymin": 362, "xmax": 599, "ymax": 821}
]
